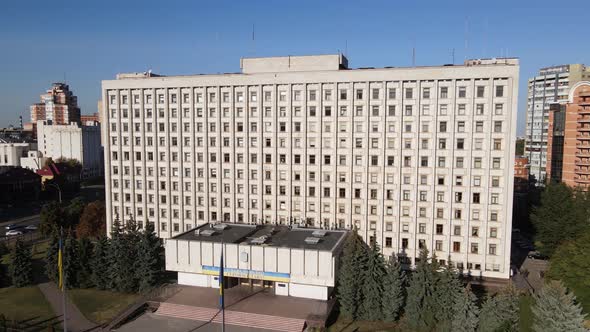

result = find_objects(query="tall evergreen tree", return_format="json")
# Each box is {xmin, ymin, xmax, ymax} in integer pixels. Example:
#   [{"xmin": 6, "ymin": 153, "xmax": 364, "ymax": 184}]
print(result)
[
  {"xmin": 91, "ymin": 236, "xmax": 111, "ymax": 290},
  {"xmin": 77, "ymin": 238, "xmax": 94, "ymax": 288},
  {"xmin": 404, "ymin": 249, "xmax": 439, "ymax": 331},
  {"xmin": 336, "ymin": 231, "xmax": 367, "ymax": 320},
  {"xmin": 359, "ymin": 242, "xmax": 387, "ymax": 321},
  {"xmin": 63, "ymin": 232, "xmax": 80, "ymax": 289},
  {"xmin": 452, "ymin": 284, "xmax": 479, "ymax": 332},
  {"xmin": 478, "ymin": 285, "xmax": 520, "ymax": 332},
  {"xmin": 382, "ymin": 255, "xmax": 405, "ymax": 322},
  {"xmin": 9, "ymin": 239, "xmax": 33, "ymax": 287},
  {"xmin": 108, "ymin": 217, "xmax": 141, "ymax": 292},
  {"xmin": 532, "ymin": 281, "xmax": 587, "ymax": 332},
  {"xmin": 44, "ymin": 232, "xmax": 60, "ymax": 283},
  {"xmin": 136, "ymin": 223, "xmax": 164, "ymax": 292},
  {"xmin": 433, "ymin": 263, "xmax": 464, "ymax": 330}
]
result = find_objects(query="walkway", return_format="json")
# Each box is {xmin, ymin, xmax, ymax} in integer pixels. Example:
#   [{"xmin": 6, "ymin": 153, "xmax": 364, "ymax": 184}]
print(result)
[{"xmin": 38, "ymin": 282, "xmax": 99, "ymax": 332}]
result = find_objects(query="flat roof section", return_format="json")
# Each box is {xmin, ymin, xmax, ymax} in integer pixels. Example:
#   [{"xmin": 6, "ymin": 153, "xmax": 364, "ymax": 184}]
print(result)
[{"xmin": 172, "ymin": 223, "xmax": 348, "ymax": 252}]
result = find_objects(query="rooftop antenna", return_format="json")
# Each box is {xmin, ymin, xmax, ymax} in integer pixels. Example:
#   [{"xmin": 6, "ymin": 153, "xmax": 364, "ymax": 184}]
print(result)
[
  {"xmin": 452, "ymin": 48, "xmax": 455, "ymax": 64},
  {"xmin": 345, "ymin": 40, "xmax": 348, "ymax": 58},
  {"xmin": 464, "ymin": 16, "xmax": 470, "ymax": 61},
  {"xmin": 412, "ymin": 47, "xmax": 416, "ymax": 67},
  {"xmin": 252, "ymin": 23, "xmax": 255, "ymax": 56},
  {"xmin": 63, "ymin": 72, "xmax": 67, "ymax": 84}
]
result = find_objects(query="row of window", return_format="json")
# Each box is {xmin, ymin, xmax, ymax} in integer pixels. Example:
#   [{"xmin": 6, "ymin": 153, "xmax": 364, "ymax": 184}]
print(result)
[
  {"xmin": 390, "ymin": 237, "xmax": 499, "ymax": 255},
  {"xmin": 108, "ymin": 84, "xmax": 506, "ymax": 106},
  {"xmin": 109, "ymin": 102, "xmax": 506, "ymax": 120}
]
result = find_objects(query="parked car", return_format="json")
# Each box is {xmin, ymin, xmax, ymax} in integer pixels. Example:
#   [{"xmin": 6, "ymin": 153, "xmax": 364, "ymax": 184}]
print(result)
[
  {"xmin": 5, "ymin": 230, "xmax": 23, "ymax": 236},
  {"xmin": 25, "ymin": 224, "xmax": 38, "ymax": 231},
  {"xmin": 5, "ymin": 224, "xmax": 19, "ymax": 230},
  {"xmin": 527, "ymin": 251, "xmax": 548, "ymax": 260}
]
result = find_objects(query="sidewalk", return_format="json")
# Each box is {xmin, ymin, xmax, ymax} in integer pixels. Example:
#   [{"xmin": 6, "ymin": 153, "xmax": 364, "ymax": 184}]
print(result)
[{"xmin": 38, "ymin": 282, "xmax": 99, "ymax": 332}]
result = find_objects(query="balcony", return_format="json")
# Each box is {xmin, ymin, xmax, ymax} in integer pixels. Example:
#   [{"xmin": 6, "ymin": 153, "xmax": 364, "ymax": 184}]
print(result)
[
  {"xmin": 578, "ymin": 126, "xmax": 590, "ymax": 132},
  {"xmin": 579, "ymin": 118, "xmax": 590, "ymax": 123},
  {"xmin": 577, "ymin": 152, "xmax": 590, "ymax": 158},
  {"xmin": 575, "ymin": 168, "xmax": 590, "ymax": 175},
  {"xmin": 578, "ymin": 91, "xmax": 590, "ymax": 98},
  {"xmin": 574, "ymin": 178, "xmax": 590, "ymax": 184},
  {"xmin": 579, "ymin": 102, "xmax": 590, "ymax": 107}
]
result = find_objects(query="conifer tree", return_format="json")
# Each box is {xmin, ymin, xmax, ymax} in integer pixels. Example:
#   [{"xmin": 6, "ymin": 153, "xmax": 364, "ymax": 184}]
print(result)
[
  {"xmin": 136, "ymin": 223, "xmax": 164, "ymax": 293},
  {"xmin": 9, "ymin": 239, "xmax": 33, "ymax": 287},
  {"xmin": 337, "ymin": 231, "xmax": 367, "ymax": 319},
  {"xmin": 532, "ymin": 281, "xmax": 587, "ymax": 332},
  {"xmin": 404, "ymin": 248, "xmax": 439, "ymax": 331},
  {"xmin": 433, "ymin": 263, "xmax": 464, "ymax": 330},
  {"xmin": 478, "ymin": 285, "xmax": 520, "ymax": 332},
  {"xmin": 77, "ymin": 238, "xmax": 94, "ymax": 288},
  {"xmin": 63, "ymin": 232, "xmax": 80, "ymax": 289},
  {"xmin": 382, "ymin": 255, "xmax": 405, "ymax": 322},
  {"xmin": 106, "ymin": 216, "xmax": 123, "ymax": 290},
  {"xmin": 44, "ymin": 232, "xmax": 60, "ymax": 283},
  {"xmin": 359, "ymin": 241, "xmax": 387, "ymax": 321},
  {"xmin": 91, "ymin": 236, "xmax": 111, "ymax": 290},
  {"xmin": 452, "ymin": 284, "xmax": 479, "ymax": 332}
]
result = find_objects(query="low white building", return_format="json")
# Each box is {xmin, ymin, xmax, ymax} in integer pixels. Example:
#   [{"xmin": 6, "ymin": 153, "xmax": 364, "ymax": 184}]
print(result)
[
  {"xmin": 37, "ymin": 120, "xmax": 103, "ymax": 178},
  {"xmin": 20, "ymin": 150, "xmax": 48, "ymax": 171},
  {"xmin": 165, "ymin": 223, "xmax": 348, "ymax": 300},
  {"xmin": 0, "ymin": 141, "xmax": 35, "ymax": 167}
]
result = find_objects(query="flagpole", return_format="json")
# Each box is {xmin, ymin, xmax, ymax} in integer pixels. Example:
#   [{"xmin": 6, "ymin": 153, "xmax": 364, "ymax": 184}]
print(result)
[
  {"xmin": 61, "ymin": 227, "xmax": 68, "ymax": 332},
  {"xmin": 221, "ymin": 238, "xmax": 225, "ymax": 332}
]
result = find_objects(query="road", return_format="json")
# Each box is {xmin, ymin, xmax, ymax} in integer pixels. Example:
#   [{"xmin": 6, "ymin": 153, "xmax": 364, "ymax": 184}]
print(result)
[{"xmin": 0, "ymin": 214, "xmax": 41, "ymax": 237}]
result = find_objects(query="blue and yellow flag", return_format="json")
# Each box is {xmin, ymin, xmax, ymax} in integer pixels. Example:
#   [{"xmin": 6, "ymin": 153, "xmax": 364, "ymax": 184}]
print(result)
[
  {"xmin": 58, "ymin": 237, "xmax": 63, "ymax": 290},
  {"xmin": 219, "ymin": 249, "xmax": 224, "ymax": 310}
]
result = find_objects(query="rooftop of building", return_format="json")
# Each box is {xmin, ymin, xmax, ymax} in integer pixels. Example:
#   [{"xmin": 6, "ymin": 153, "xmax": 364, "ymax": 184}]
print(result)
[
  {"xmin": 113, "ymin": 54, "xmax": 519, "ymax": 80},
  {"xmin": 172, "ymin": 222, "xmax": 348, "ymax": 252}
]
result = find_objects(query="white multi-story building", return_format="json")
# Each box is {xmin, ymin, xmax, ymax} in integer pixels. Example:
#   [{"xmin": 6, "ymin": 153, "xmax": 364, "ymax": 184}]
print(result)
[
  {"xmin": 102, "ymin": 55, "xmax": 519, "ymax": 279},
  {"xmin": 0, "ymin": 141, "xmax": 35, "ymax": 167},
  {"xmin": 525, "ymin": 64, "xmax": 590, "ymax": 184},
  {"xmin": 37, "ymin": 120, "xmax": 103, "ymax": 178}
]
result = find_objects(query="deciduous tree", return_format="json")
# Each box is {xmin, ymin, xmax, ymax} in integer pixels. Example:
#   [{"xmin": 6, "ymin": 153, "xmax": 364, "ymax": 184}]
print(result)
[{"xmin": 76, "ymin": 201, "xmax": 106, "ymax": 239}]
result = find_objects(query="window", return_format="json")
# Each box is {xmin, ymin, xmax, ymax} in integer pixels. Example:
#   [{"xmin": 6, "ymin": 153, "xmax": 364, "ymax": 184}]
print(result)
[
  {"xmin": 473, "ymin": 193, "xmax": 481, "ymax": 204},
  {"xmin": 489, "ymin": 244, "xmax": 497, "ymax": 255},
  {"xmin": 385, "ymin": 237, "xmax": 392, "ymax": 248},
  {"xmin": 439, "ymin": 121, "xmax": 447, "ymax": 132},
  {"xmin": 435, "ymin": 240, "xmax": 443, "ymax": 251},
  {"xmin": 471, "ymin": 243, "xmax": 479, "ymax": 254},
  {"xmin": 388, "ymin": 88, "xmax": 396, "ymax": 99},
  {"xmin": 494, "ymin": 121, "xmax": 503, "ymax": 133},
  {"xmin": 490, "ymin": 227, "xmax": 498, "ymax": 238},
  {"xmin": 458, "ymin": 86, "xmax": 466, "ymax": 98},
  {"xmin": 440, "ymin": 86, "xmax": 448, "ymax": 99},
  {"xmin": 405, "ymin": 88, "xmax": 413, "ymax": 99},
  {"xmin": 495, "ymin": 85, "xmax": 504, "ymax": 97},
  {"xmin": 476, "ymin": 86, "xmax": 485, "ymax": 98},
  {"xmin": 453, "ymin": 242, "xmax": 461, "ymax": 252},
  {"xmin": 422, "ymin": 87, "xmax": 430, "ymax": 99},
  {"xmin": 436, "ymin": 224, "xmax": 443, "ymax": 235},
  {"xmin": 475, "ymin": 121, "xmax": 484, "ymax": 133},
  {"xmin": 476, "ymin": 104, "xmax": 484, "ymax": 115},
  {"xmin": 495, "ymin": 104, "xmax": 504, "ymax": 115}
]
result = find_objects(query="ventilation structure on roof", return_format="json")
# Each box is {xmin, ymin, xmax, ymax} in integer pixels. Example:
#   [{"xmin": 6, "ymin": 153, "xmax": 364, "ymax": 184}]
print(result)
[
  {"xmin": 312, "ymin": 230, "xmax": 328, "ymax": 238},
  {"xmin": 251, "ymin": 235, "xmax": 268, "ymax": 245},
  {"xmin": 305, "ymin": 237, "xmax": 321, "ymax": 245},
  {"xmin": 213, "ymin": 223, "xmax": 228, "ymax": 231},
  {"xmin": 200, "ymin": 229, "xmax": 216, "ymax": 237}
]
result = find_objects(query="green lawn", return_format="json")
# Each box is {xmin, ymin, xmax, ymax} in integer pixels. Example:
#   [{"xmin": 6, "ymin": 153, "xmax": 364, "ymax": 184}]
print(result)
[
  {"xmin": 68, "ymin": 288, "xmax": 140, "ymax": 324},
  {"xmin": 0, "ymin": 286, "xmax": 54, "ymax": 322}
]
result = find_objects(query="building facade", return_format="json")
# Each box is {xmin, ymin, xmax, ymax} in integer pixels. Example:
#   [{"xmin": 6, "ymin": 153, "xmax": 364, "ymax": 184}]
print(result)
[
  {"xmin": 546, "ymin": 81, "xmax": 590, "ymax": 190},
  {"xmin": 0, "ymin": 142, "xmax": 35, "ymax": 167},
  {"xmin": 165, "ymin": 223, "xmax": 347, "ymax": 300},
  {"xmin": 103, "ymin": 55, "xmax": 518, "ymax": 279},
  {"xmin": 30, "ymin": 83, "xmax": 81, "ymax": 128},
  {"xmin": 81, "ymin": 113, "xmax": 101, "ymax": 126},
  {"xmin": 37, "ymin": 121, "xmax": 103, "ymax": 178},
  {"xmin": 525, "ymin": 64, "xmax": 590, "ymax": 184},
  {"xmin": 514, "ymin": 156, "xmax": 529, "ymax": 193}
]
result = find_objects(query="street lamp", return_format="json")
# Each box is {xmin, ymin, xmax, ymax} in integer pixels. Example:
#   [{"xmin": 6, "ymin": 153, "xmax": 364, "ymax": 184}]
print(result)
[{"xmin": 46, "ymin": 183, "xmax": 62, "ymax": 204}]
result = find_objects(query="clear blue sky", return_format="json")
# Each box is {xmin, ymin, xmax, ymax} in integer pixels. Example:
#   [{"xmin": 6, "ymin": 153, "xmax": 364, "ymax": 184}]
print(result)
[{"xmin": 1, "ymin": 0, "xmax": 589, "ymax": 135}]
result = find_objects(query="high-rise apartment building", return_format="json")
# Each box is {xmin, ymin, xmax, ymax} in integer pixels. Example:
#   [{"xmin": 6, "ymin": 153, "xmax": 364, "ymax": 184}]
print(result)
[
  {"xmin": 546, "ymin": 81, "xmax": 590, "ymax": 190},
  {"xmin": 525, "ymin": 64, "xmax": 590, "ymax": 184},
  {"xmin": 30, "ymin": 83, "xmax": 81, "ymax": 127},
  {"xmin": 102, "ymin": 55, "xmax": 518, "ymax": 279}
]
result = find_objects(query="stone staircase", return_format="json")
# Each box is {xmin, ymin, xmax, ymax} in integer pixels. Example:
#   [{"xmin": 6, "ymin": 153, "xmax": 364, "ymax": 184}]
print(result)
[{"xmin": 154, "ymin": 302, "xmax": 306, "ymax": 332}]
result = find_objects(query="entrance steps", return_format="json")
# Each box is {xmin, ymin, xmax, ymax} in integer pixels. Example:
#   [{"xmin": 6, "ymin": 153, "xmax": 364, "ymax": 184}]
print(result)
[{"xmin": 155, "ymin": 302, "xmax": 306, "ymax": 332}]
